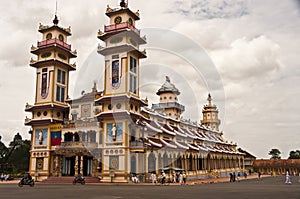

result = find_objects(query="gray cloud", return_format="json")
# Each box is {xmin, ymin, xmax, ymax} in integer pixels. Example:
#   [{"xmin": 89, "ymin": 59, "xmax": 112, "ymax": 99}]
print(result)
[{"xmin": 171, "ymin": 0, "xmax": 249, "ymax": 19}]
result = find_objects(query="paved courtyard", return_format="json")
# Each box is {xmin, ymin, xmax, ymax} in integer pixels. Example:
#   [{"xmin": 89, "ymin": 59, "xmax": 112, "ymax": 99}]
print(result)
[{"xmin": 0, "ymin": 176, "xmax": 299, "ymax": 199}]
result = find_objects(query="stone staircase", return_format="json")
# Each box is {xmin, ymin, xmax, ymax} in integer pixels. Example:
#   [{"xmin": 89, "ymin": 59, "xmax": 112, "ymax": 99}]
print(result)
[{"xmin": 40, "ymin": 176, "xmax": 101, "ymax": 184}]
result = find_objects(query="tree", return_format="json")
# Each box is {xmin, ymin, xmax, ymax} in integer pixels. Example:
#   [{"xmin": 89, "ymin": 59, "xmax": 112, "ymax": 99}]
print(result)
[
  {"xmin": 288, "ymin": 150, "xmax": 300, "ymax": 159},
  {"xmin": 0, "ymin": 136, "xmax": 8, "ymax": 160},
  {"xmin": 1, "ymin": 133, "xmax": 31, "ymax": 174},
  {"xmin": 268, "ymin": 148, "xmax": 281, "ymax": 159}
]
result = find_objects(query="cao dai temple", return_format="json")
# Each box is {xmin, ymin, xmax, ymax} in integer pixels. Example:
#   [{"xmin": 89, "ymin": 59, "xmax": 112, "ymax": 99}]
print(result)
[{"xmin": 25, "ymin": 1, "xmax": 245, "ymax": 182}]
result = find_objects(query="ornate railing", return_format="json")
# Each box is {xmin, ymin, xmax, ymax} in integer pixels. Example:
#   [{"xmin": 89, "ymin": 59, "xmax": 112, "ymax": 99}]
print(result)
[
  {"xmin": 38, "ymin": 38, "xmax": 71, "ymax": 51},
  {"xmin": 104, "ymin": 22, "xmax": 140, "ymax": 36}
]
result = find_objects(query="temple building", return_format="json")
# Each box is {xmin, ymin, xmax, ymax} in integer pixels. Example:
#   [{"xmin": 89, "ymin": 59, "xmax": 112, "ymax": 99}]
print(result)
[{"xmin": 25, "ymin": 1, "xmax": 245, "ymax": 182}]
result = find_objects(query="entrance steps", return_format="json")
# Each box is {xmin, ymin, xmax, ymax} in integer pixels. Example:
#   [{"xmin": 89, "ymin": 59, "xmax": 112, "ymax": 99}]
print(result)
[{"xmin": 40, "ymin": 176, "xmax": 101, "ymax": 184}]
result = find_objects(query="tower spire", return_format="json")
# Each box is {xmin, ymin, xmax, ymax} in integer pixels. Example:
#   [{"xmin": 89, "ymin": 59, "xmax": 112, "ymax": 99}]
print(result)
[
  {"xmin": 207, "ymin": 93, "xmax": 212, "ymax": 105},
  {"xmin": 53, "ymin": 0, "xmax": 59, "ymax": 25}
]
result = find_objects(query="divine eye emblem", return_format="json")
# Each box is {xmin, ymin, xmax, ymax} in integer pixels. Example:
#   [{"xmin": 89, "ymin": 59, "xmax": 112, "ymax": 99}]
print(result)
[{"xmin": 114, "ymin": 16, "xmax": 122, "ymax": 24}]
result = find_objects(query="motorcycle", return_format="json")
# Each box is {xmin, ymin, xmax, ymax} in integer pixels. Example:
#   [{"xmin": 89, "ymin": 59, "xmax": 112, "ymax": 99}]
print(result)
[
  {"xmin": 18, "ymin": 178, "xmax": 35, "ymax": 187},
  {"xmin": 73, "ymin": 176, "xmax": 85, "ymax": 185}
]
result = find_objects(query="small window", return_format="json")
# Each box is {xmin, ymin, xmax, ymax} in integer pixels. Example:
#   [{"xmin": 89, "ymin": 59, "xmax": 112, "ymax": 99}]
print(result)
[
  {"xmin": 108, "ymin": 104, "xmax": 112, "ymax": 110},
  {"xmin": 169, "ymin": 96, "xmax": 172, "ymax": 100},
  {"xmin": 116, "ymin": 103, "xmax": 122, "ymax": 109},
  {"xmin": 114, "ymin": 16, "xmax": 122, "ymax": 24},
  {"xmin": 57, "ymin": 69, "xmax": 66, "ymax": 85},
  {"xmin": 128, "ymin": 18, "xmax": 133, "ymax": 26},
  {"xmin": 58, "ymin": 34, "xmax": 64, "ymax": 42},
  {"xmin": 46, "ymin": 33, "xmax": 52, "ymax": 40},
  {"xmin": 43, "ymin": 111, "xmax": 47, "ymax": 116}
]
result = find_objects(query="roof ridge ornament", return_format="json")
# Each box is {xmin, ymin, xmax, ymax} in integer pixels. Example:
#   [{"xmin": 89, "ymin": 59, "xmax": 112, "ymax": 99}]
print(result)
[{"xmin": 166, "ymin": 76, "xmax": 170, "ymax": 83}]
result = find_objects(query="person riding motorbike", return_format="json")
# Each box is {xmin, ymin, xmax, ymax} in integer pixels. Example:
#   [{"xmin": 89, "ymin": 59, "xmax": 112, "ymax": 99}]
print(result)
[
  {"xmin": 18, "ymin": 173, "xmax": 34, "ymax": 187},
  {"xmin": 22, "ymin": 173, "xmax": 32, "ymax": 183},
  {"xmin": 73, "ymin": 173, "xmax": 85, "ymax": 184}
]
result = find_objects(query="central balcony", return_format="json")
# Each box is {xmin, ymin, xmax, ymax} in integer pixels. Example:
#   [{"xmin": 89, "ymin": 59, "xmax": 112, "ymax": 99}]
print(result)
[
  {"xmin": 37, "ymin": 38, "xmax": 71, "ymax": 51},
  {"xmin": 104, "ymin": 22, "xmax": 140, "ymax": 36}
]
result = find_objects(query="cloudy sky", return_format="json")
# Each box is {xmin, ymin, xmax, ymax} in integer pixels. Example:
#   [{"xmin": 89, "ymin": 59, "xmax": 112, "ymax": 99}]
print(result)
[{"xmin": 0, "ymin": 0, "xmax": 299, "ymax": 159}]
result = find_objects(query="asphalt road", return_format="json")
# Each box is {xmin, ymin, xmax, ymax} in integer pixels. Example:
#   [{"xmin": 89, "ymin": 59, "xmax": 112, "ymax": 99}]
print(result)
[{"xmin": 0, "ymin": 176, "xmax": 299, "ymax": 199}]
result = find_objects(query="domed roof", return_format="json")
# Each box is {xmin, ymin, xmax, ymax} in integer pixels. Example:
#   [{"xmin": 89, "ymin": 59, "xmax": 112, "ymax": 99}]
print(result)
[{"xmin": 156, "ymin": 76, "xmax": 180, "ymax": 95}]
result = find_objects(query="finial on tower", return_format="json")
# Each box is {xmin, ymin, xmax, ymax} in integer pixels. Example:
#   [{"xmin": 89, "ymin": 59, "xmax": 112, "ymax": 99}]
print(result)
[
  {"xmin": 53, "ymin": 15, "xmax": 59, "ymax": 25},
  {"xmin": 207, "ymin": 93, "xmax": 212, "ymax": 105},
  {"xmin": 92, "ymin": 81, "xmax": 97, "ymax": 92},
  {"xmin": 120, "ymin": 0, "xmax": 126, "ymax": 8}
]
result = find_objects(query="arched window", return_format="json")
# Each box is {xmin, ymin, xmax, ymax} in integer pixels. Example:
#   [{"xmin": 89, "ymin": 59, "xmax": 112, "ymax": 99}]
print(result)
[
  {"xmin": 74, "ymin": 133, "xmax": 80, "ymax": 142},
  {"xmin": 90, "ymin": 131, "xmax": 96, "ymax": 143},
  {"xmin": 131, "ymin": 155, "xmax": 136, "ymax": 174},
  {"xmin": 189, "ymin": 154, "xmax": 193, "ymax": 171},
  {"xmin": 148, "ymin": 152, "xmax": 156, "ymax": 173},
  {"xmin": 163, "ymin": 153, "xmax": 168, "ymax": 168}
]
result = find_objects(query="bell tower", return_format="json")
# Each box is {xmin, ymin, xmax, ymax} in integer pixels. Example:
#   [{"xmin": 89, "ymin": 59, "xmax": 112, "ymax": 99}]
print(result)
[
  {"xmin": 200, "ymin": 94, "xmax": 221, "ymax": 131},
  {"xmin": 96, "ymin": 0, "xmax": 148, "ymax": 182},
  {"xmin": 25, "ymin": 15, "xmax": 77, "ymax": 180},
  {"xmin": 97, "ymin": 0, "xmax": 146, "ymax": 97}
]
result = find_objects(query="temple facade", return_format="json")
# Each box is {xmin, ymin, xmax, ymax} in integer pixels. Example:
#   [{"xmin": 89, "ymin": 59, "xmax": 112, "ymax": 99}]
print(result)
[{"xmin": 25, "ymin": 1, "xmax": 245, "ymax": 182}]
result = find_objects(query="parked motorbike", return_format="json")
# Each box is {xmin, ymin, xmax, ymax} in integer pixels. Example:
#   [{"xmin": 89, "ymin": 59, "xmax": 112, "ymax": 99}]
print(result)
[
  {"xmin": 73, "ymin": 176, "xmax": 85, "ymax": 185},
  {"xmin": 18, "ymin": 178, "xmax": 35, "ymax": 187}
]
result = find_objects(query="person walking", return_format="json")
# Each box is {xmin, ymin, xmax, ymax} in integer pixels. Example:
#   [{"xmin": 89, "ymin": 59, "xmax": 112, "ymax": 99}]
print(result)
[
  {"xmin": 179, "ymin": 172, "xmax": 183, "ymax": 185},
  {"xmin": 183, "ymin": 172, "xmax": 186, "ymax": 184},
  {"xmin": 151, "ymin": 173, "xmax": 156, "ymax": 184},
  {"xmin": 285, "ymin": 171, "xmax": 291, "ymax": 184},
  {"xmin": 258, "ymin": 171, "xmax": 261, "ymax": 180},
  {"xmin": 161, "ymin": 171, "xmax": 166, "ymax": 185},
  {"xmin": 229, "ymin": 173, "xmax": 233, "ymax": 182},
  {"xmin": 237, "ymin": 172, "xmax": 241, "ymax": 182},
  {"xmin": 173, "ymin": 172, "xmax": 177, "ymax": 183}
]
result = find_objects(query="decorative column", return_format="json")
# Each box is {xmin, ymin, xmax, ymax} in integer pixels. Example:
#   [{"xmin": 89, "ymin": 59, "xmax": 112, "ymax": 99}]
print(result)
[
  {"xmin": 80, "ymin": 156, "xmax": 83, "ymax": 174},
  {"xmin": 75, "ymin": 156, "xmax": 79, "ymax": 175}
]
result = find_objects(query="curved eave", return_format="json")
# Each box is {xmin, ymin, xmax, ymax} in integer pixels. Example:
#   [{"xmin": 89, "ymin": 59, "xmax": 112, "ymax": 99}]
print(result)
[
  {"xmin": 106, "ymin": 8, "xmax": 140, "ymax": 20},
  {"xmin": 25, "ymin": 103, "xmax": 69, "ymax": 112},
  {"xmin": 39, "ymin": 25, "xmax": 71, "ymax": 36},
  {"xmin": 95, "ymin": 95, "xmax": 147, "ymax": 106},
  {"xmin": 30, "ymin": 59, "xmax": 76, "ymax": 71},
  {"xmin": 98, "ymin": 30, "xmax": 146, "ymax": 45},
  {"xmin": 98, "ymin": 44, "xmax": 146, "ymax": 58},
  {"xmin": 25, "ymin": 118, "xmax": 63, "ymax": 126},
  {"xmin": 31, "ymin": 46, "xmax": 77, "ymax": 58}
]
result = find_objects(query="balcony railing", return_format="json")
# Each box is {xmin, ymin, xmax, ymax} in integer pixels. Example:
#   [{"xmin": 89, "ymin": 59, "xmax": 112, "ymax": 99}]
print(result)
[
  {"xmin": 104, "ymin": 22, "xmax": 140, "ymax": 36},
  {"xmin": 152, "ymin": 102, "xmax": 185, "ymax": 111},
  {"xmin": 38, "ymin": 38, "xmax": 71, "ymax": 51}
]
